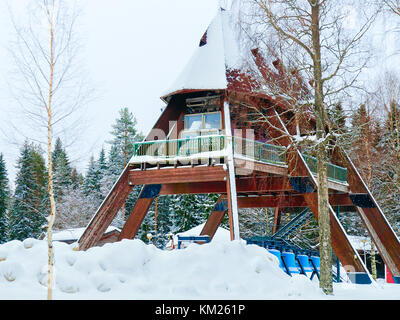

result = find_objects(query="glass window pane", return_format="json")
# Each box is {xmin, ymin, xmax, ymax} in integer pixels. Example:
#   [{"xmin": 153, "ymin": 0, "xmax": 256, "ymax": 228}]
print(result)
[
  {"xmin": 185, "ymin": 114, "xmax": 202, "ymax": 131},
  {"xmin": 204, "ymin": 113, "xmax": 221, "ymax": 129}
]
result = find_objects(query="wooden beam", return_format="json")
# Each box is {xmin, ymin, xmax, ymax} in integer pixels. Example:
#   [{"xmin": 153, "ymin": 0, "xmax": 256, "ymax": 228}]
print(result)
[
  {"xmin": 128, "ymin": 165, "xmax": 227, "ymax": 185},
  {"xmin": 333, "ymin": 147, "xmax": 400, "ymax": 280},
  {"xmin": 159, "ymin": 176, "xmax": 294, "ymax": 195},
  {"xmin": 236, "ymin": 193, "xmax": 353, "ymax": 208},
  {"xmin": 79, "ymin": 96, "xmax": 185, "ymax": 251},
  {"xmin": 78, "ymin": 167, "xmax": 133, "ymax": 250},
  {"xmin": 272, "ymin": 207, "xmax": 281, "ymax": 234},
  {"xmin": 200, "ymin": 196, "xmax": 227, "ymax": 241},
  {"xmin": 303, "ymin": 192, "xmax": 367, "ymax": 273},
  {"xmin": 118, "ymin": 197, "xmax": 154, "ymax": 240},
  {"xmin": 286, "ymin": 148, "xmax": 368, "ymax": 274},
  {"xmin": 118, "ymin": 184, "xmax": 164, "ymax": 240}
]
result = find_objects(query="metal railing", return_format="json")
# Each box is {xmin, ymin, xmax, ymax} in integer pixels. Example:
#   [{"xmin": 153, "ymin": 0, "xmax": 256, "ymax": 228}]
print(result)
[
  {"xmin": 131, "ymin": 135, "xmax": 347, "ymax": 183},
  {"xmin": 302, "ymin": 154, "xmax": 347, "ymax": 183},
  {"xmin": 231, "ymin": 137, "xmax": 286, "ymax": 165},
  {"xmin": 133, "ymin": 135, "xmax": 226, "ymax": 159},
  {"xmin": 131, "ymin": 135, "xmax": 287, "ymax": 166}
]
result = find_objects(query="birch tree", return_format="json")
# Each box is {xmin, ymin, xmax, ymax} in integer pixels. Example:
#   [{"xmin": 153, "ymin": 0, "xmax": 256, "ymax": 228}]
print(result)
[
  {"xmin": 8, "ymin": 0, "xmax": 90, "ymax": 300},
  {"xmin": 240, "ymin": 0, "xmax": 377, "ymax": 294}
]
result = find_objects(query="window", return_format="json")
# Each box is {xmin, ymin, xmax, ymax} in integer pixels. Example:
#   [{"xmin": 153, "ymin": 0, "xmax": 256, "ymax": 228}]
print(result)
[
  {"xmin": 185, "ymin": 114, "xmax": 202, "ymax": 132},
  {"xmin": 182, "ymin": 112, "xmax": 221, "ymax": 138},
  {"xmin": 204, "ymin": 113, "xmax": 221, "ymax": 129}
]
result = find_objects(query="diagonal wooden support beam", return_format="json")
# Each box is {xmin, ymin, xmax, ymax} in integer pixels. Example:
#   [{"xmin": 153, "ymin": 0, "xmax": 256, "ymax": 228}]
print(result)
[
  {"xmin": 78, "ymin": 167, "xmax": 134, "ymax": 250},
  {"xmin": 118, "ymin": 184, "xmax": 161, "ymax": 240},
  {"xmin": 264, "ymin": 107, "xmax": 371, "ymax": 281},
  {"xmin": 287, "ymin": 148, "xmax": 370, "ymax": 279},
  {"xmin": 333, "ymin": 147, "xmax": 400, "ymax": 283},
  {"xmin": 200, "ymin": 196, "xmax": 227, "ymax": 241},
  {"xmin": 78, "ymin": 96, "xmax": 185, "ymax": 251}
]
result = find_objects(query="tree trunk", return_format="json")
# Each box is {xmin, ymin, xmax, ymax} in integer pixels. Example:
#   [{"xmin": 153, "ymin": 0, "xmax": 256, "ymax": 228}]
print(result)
[
  {"xmin": 364, "ymin": 127, "xmax": 377, "ymax": 280},
  {"xmin": 311, "ymin": 0, "xmax": 333, "ymax": 295},
  {"xmin": 46, "ymin": 1, "xmax": 57, "ymax": 300}
]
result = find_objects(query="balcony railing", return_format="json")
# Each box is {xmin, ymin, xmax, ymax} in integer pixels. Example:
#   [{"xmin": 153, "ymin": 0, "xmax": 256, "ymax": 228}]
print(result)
[
  {"xmin": 130, "ymin": 135, "xmax": 347, "ymax": 183},
  {"xmin": 232, "ymin": 137, "xmax": 286, "ymax": 165},
  {"xmin": 131, "ymin": 135, "xmax": 286, "ymax": 166},
  {"xmin": 132, "ymin": 135, "xmax": 226, "ymax": 159},
  {"xmin": 302, "ymin": 154, "xmax": 347, "ymax": 183}
]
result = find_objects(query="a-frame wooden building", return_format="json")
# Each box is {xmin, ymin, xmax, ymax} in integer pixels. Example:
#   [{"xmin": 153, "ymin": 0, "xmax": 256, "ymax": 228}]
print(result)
[{"xmin": 78, "ymin": 6, "xmax": 400, "ymax": 284}]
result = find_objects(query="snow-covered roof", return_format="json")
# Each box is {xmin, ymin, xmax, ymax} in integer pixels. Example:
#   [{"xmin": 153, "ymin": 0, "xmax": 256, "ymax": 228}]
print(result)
[
  {"xmin": 161, "ymin": 8, "xmax": 244, "ymax": 99},
  {"xmin": 161, "ymin": 2, "xmax": 312, "ymax": 110},
  {"xmin": 51, "ymin": 226, "xmax": 120, "ymax": 242}
]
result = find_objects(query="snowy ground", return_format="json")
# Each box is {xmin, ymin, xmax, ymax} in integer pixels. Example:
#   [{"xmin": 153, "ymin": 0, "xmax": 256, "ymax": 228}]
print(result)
[{"xmin": 0, "ymin": 228, "xmax": 400, "ymax": 300}]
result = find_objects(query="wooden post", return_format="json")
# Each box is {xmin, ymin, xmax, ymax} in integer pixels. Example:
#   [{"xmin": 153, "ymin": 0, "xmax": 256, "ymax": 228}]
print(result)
[
  {"xmin": 223, "ymin": 101, "xmax": 240, "ymax": 240},
  {"xmin": 272, "ymin": 207, "xmax": 281, "ymax": 234}
]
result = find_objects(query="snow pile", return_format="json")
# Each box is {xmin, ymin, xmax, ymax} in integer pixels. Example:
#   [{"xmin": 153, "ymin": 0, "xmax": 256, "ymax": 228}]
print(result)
[
  {"xmin": 1, "ymin": 235, "xmax": 400, "ymax": 299},
  {"xmin": 0, "ymin": 236, "xmax": 326, "ymax": 300}
]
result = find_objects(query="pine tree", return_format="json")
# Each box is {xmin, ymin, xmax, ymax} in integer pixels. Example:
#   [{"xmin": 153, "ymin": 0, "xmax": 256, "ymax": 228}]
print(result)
[
  {"xmin": 83, "ymin": 156, "xmax": 102, "ymax": 199},
  {"xmin": 52, "ymin": 137, "xmax": 72, "ymax": 200},
  {"xmin": 0, "ymin": 154, "xmax": 10, "ymax": 243},
  {"xmin": 107, "ymin": 108, "xmax": 144, "ymax": 223},
  {"xmin": 97, "ymin": 147, "xmax": 108, "ymax": 180},
  {"xmin": 107, "ymin": 144, "xmax": 122, "ymax": 178},
  {"xmin": 9, "ymin": 142, "xmax": 49, "ymax": 240},
  {"xmin": 109, "ymin": 107, "xmax": 143, "ymax": 168},
  {"xmin": 169, "ymin": 194, "xmax": 219, "ymax": 234},
  {"xmin": 70, "ymin": 167, "xmax": 84, "ymax": 189}
]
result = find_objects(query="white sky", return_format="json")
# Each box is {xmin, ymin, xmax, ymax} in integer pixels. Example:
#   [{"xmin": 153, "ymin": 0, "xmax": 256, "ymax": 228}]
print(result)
[
  {"xmin": 0, "ymin": 0, "xmax": 399, "ymax": 186},
  {"xmin": 0, "ymin": 0, "xmax": 220, "ymax": 185}
]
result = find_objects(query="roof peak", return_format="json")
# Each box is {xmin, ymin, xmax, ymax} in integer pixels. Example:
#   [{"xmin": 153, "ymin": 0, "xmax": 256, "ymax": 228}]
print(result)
[
  {"xmin": 161, "ymin": 4, "xmax": 250, "ymax": 100},
  {"xmin": 219, "ymin": 0, "xmax": 228, "ymax": 10},
  {"xmin": 219, "ymin": 0, "xmax": 236, "ymax": 11}
]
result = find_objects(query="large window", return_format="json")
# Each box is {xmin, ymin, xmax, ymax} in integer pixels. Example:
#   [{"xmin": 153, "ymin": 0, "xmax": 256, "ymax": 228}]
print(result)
[{"xmin": 182, "ymin": 112, "xmax": 221, "ymax": 138}]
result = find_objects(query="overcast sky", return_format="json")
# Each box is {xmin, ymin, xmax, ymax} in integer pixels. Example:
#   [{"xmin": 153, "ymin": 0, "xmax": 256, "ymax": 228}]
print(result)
[
  {"xmin": 0, "ymin": 0, "xmax": 220, "ymax": 184},
  {"xmin": 0, "ymin": 0, "xmax": 399, "ymax": 186}
]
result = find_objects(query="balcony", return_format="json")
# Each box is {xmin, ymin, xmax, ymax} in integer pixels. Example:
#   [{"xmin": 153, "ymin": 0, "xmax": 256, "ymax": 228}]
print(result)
[
  {"xmin": 129, "ymin": 135, "xmax": 347, "ymax": 184},
  {"xmin": 130, "ymin": 135, "xmax": 286, "ymax": 166}
]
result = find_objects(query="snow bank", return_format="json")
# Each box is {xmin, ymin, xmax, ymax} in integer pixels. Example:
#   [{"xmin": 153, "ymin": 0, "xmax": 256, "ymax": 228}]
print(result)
[
  {"xmin": 0, "ymin": 236, "xmax": 399, "ymax": 299},
  {"xmin": 0, "ymin": 236, "xmax": 325, "ymax": 300}
]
